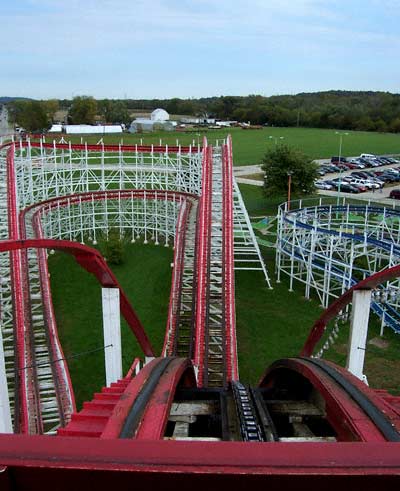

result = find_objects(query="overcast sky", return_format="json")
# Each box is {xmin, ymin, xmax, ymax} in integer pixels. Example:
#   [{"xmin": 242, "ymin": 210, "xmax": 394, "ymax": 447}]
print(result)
[{"xmin": 1, "ymin": 0, "xmax": 399, "ymax": 99}]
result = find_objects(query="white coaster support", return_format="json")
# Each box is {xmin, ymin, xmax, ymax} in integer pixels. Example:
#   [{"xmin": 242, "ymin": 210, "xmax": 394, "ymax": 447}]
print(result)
[
  {"xmin": 0, "ymin": 327, "xmax": 13, "ymax": 433},
  {"xmin": 346, "ymin": 289, "xmax": 372, "ymax": 383},
  {"xmin": 102, "ymin": 288, "xmax": 122, "ymax": 386}
]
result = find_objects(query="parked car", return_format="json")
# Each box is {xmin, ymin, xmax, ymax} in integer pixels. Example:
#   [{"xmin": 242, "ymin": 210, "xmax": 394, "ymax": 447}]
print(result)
[
  {"xmin": 343, "ymin": 162, "xmax": 360, "ymax": 169},
  {"xmin": 339, "ymin": 183, "xmax": 360, "ymax": 193},
  {"xmin": 331, "ymin": 156, "xmax": 348, "ymax": 163},
  {"xmin": 389, "ymin": 189, "xmax": 400, "ymax": 199},
  {"xmin": 314, "ymin": 181, "xmax": 334, "ymax": 190}
]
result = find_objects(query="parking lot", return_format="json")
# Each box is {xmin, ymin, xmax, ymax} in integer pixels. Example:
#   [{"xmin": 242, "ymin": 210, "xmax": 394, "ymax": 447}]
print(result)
[{"xmin": 316, "ymin": 154, "xmax": 400, "ymax": 200}]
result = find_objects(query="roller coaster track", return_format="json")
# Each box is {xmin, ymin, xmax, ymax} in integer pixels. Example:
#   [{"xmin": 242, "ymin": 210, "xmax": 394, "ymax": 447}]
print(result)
[
  {"xmin": 277, "ymin": 200, "xmax": 400, "ymax": 331},
  {"xmin": 1, "ymin": 138, "xmax": 400, "ymax": 484},
  {"xmin": 0, "ymin": 136, "xmax": 248, "ymax": 433}
]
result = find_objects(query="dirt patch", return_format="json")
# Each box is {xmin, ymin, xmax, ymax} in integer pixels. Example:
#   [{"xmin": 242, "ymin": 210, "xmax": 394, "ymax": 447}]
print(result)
[
  {"xmin": 368, "ymin": 337, "xmax": 389, "ymax": 349},
  {"xmin": 240, "ymin": 173, "xmax": 264, "ymax": 181},
  {"xmin": 364, "ymin": 358, "xmax": 400, "ymax": 394}
]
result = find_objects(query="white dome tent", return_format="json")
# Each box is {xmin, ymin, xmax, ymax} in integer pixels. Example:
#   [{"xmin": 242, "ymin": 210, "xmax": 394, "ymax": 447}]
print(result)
[
  {"xmin": 151, "ymin": 108, "xmax": 170, "ymax": 122},
  {"xmin": 129, "ymin": 108, "xmax": 173, "ymax": 133}
]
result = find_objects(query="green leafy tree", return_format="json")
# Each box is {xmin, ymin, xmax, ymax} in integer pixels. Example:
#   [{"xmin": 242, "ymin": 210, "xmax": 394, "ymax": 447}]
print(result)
[
  {"xmin": 98, "ymin": 99, "xmax": 130, "ymax": 124},
  {"xmin": 68, "ymin": 96, "xmax": 97, "ymax": 124},
  {"xmin": 389, "ymin": 118, "xmax": 400, "ymax": 133},
  {"xmin": 43, "ymin": 99, "xmax": 59, "ymax": 122},
  {"xmin": 261, "ymin": 144, "xmax": 318, "ymax": 196},
  {"xmin": 10, "ymin": 100, "xmax": 49, "ymax": 132}
]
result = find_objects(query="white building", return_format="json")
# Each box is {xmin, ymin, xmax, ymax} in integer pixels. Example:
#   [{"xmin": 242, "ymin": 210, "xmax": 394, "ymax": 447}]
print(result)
[
  {"xmin": 151, "ymin": 108, "xmax": 170, "ymax": 122},
  {"xmin": 63, "ymin": 125, "xmax": 123, "ymax": 134},
  {"xmin": 129, "ymin": 109, "xmax": 173, "ymax": 133}
]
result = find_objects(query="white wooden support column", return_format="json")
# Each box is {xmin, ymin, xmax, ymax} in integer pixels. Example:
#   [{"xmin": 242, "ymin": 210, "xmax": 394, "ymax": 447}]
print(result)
[
  {"xmin": 102, "ymin": 288, "xmax": 122, "ymax": 386},
  {"xmin": 0, "ymin": 327, "xmax": 13, "ymax": 433},
  {"xmin": 346, "ymin": 289, "xmax": 371, "ymax": 383}
]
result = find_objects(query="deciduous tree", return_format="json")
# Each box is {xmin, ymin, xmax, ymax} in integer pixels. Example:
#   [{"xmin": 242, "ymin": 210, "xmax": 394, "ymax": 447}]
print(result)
[
  {"xmin": 68, "ymin": 96, "xmax": 97, "ymax": 124},
  {"xmin": 10, "ymin": 100, "xmax": 49, "ymax": 132},
  {"xmin": 261, "ymin": 144, "xmax": 318, "ymax": 196}
]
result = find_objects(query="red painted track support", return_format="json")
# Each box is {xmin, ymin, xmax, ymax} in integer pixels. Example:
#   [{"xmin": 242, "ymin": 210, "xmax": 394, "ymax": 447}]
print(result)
[
  {"xmin": 259, "ymin": 358, "xmax": 400, "ymax": 441},
  {"xmin": 0, "ymin": 239, "xmax": 155, "ymax": 357},
  {"xmin": 24, "ymin": 141, "xmax": 198, "ymax": 154},
  {"xmin": 6, "ymin": 145, "xmax": 32, "ymax": 433},
  {"xmin": 100, "ymin": 357, "xmax": 196, "ymax": 440},
  {"xmin": 301, "ymin": 264, "xmax": 400, "ymax": 357},
  {"xmin": 134, "ymin": 358, "xmax": 196, "ymax": 440},
  {"xmin": 29, "ymin": 218, "xmax": 76, "ymax": 421},
  {"xmin": 194, "ymin": 142, "xmax": 212, "ymax": 386},
  {"xmin": 162, "ymin": 200, "xmax": 192, "ymax": 356},
  {"xmin": 222, "ymin": 136, "xmax": 238, "ymax": 382},
  {"xmin": 0, "ymin": 435, "xmax": 400, "ymax": 488}
]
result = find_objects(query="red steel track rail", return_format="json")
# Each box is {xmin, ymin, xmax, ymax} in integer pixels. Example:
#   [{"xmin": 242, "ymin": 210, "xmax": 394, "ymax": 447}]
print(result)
[
  {"xmin": 101, "ymin": 357, "xmax": 196, "ymax": 440},
  {"xmin": 6, "ymin": 145, "xmax": 32, "ymax": 433},
  {"xmin": 194, "ymin": 141, "xmax": 212, "ymax": 386},
  {"xmin": 22, "ymin": 140, "xmax": 199, "ymax": 154},
  {"xmin": 23, "ymin": 189, "xmax": 196, "ymax": 215},
  {"xmin": 0, "ymin": 239, "xmax": 155, "ymax": 357},
  {"xmin": 222, "ymin": 136, "xmax": 238, "ymax": 382},
  {"xmin": 134, "ymin": 358, "xmax": 196, "ymax": 440},
  {"xmin": 162, "ymin": 199, "xmax": 192, "ymax": 356},
  {"xmin": 259, "ymin": 357, "xmax": 400, "ymax": 441},
  {"xmin": 301, "ymin": 264, "xmax": 400, "ymax": 357},
  {"xmin": 0, "ymin": 436, "xmax": 400, "ymax": 488},
  {"xmin": 29, "ymin": 217, "xmax": 76, "ymax": 422}
]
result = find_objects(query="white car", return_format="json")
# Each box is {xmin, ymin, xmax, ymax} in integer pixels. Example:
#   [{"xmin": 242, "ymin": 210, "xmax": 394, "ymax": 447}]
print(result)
[
  {"xmin": 349, "ymin": 178, "xmax": 379, "ymax": 190},
  {"xmin": 315, "ymin": 181, "xmax": 334, "ymax": 190}
]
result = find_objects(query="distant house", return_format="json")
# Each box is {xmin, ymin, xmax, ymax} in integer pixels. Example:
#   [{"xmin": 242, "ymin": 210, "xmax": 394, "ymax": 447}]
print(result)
[{"xmin": 129, "ymin": 108, "xmax": 173, "ymax": 133}]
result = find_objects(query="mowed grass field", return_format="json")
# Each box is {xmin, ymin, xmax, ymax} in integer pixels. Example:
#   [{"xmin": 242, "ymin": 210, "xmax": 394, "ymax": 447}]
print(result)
[{"xmin": 60, "ymin": 127, "xmax": 400, "ymax": 166}]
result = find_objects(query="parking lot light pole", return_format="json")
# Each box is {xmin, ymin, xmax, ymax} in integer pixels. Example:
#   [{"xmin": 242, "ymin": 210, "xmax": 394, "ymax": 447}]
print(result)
[
  {"xmin": 335, "ymin": 131, "xmax": 349, "ymax": 209},
  {"xmin": 287, "ymin": 171, "xmax": 293, "ymax": 211},
  {"xmin": 269, "ymin": 135, "xmax": 284, "ymax": 146}
]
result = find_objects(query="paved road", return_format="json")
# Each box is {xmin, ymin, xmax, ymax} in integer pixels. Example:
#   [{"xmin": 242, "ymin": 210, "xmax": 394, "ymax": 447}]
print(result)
[{"xmin": 234, "ymin": 164, "xmax": 263, "ymax": 176}]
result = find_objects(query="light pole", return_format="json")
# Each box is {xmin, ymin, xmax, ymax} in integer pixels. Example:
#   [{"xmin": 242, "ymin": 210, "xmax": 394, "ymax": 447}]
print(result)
[
  {"xmin": 287, "ymin": 171, "xmax": 293, "ymax": 211},
  {"xmin": 335, "ymin": 131, "xmax": 349, "ymax": 208},
  {"xmin": 268, "ymin": 135, "xmax": 284, "ymax": 146}
]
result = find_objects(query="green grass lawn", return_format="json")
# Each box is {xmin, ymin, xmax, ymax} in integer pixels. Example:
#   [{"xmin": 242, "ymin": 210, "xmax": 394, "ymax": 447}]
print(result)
[
  {"xmin": 49, "ymin": 243, "xmax": 173, "ymax": 407},
  {"xmin": 52, "ymin": 127, "xmax": 400, "ymax": 166}
]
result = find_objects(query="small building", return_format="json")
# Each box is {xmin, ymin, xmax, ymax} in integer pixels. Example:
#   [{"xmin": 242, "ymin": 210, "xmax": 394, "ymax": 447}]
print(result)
[
  {"xmin": 64, "ymin": 125, "xmax": 123, "ymax": 134},
  {"xmin": 48, "ymin": 124, "xmax": 63, "ymax": 133},
  {"xmin": 129, "ymin": 109, "xmax": 173, "ymax": 133}
]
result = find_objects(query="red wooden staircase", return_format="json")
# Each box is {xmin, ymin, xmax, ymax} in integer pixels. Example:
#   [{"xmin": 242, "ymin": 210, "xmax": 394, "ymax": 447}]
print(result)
[{"xmin": 57, "ymin": 378, "xmax": 131, "ymax": 438}]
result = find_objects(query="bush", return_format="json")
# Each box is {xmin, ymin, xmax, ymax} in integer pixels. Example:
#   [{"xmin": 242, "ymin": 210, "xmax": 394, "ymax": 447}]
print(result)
[{"xmin": 98, "ymin": 228, "xmax": 125, "ymax": 265}]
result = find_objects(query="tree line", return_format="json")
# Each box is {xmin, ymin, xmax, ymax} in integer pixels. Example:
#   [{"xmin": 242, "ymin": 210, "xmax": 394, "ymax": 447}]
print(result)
[{"xmin": 4, "ymin": 90, "xmax": 400, "ymax": 133}]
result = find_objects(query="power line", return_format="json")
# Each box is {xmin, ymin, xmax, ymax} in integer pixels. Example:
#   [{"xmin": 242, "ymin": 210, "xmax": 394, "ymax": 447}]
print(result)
[{"xmin": 19, "ymin": 344, "xmax": 113, "ymax": 371}]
